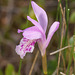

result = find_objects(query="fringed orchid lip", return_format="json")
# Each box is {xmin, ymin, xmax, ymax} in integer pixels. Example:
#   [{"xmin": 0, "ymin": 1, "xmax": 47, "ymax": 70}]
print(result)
[
  {"xmin": 15, "ymin": 38, "xmax": 36, "ymax": 59},
  {"xmin": 15, "ymin": 1, "xmax": 60, "ymax": 59}
]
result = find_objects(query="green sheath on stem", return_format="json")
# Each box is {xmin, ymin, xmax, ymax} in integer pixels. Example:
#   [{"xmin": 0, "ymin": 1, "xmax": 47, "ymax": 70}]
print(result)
[{"xmin": 42, "ymin": 51, "xmax": 47, "ymax": 75}]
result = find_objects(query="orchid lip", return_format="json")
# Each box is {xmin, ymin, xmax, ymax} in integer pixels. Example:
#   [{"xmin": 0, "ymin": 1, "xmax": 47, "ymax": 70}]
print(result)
[{"xmin": 15, "ymin": 38, "xmax": 36, "ymax": 59}]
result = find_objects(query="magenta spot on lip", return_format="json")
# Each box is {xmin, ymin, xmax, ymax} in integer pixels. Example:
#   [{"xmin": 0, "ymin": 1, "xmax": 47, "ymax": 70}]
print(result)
[
  {"xmin": 23, "ymin": 38, "xmax": 29, "ymax": 42},
  {"xmin": 20, "ymin": 48, "xmax": 22, "ymax": 51},
  {"xmin": 26, "ymin": 48, "xmax": 28, "ymax": 51},
  {"xmin": 23, "ymin": 39, "xmax": 27, "ymax": 42},
  {"xmin": 23, "ymin": 38, "xmax": 26, "ymax": 39},
  {"xmin": 29, "ymin": 47, "xmax": 32, "ymax": 51},
  {"xmin": 30, "ymin": 41, "xmax": 36, "ymax": 45},
  {"xmin": 21, "ymin": 44, "xmax": 24, "ymax": 47},
  {"xmin": 23, "ymin": 50, "xmax": 25, "ymax": 53},
  {"xmin": 18, "ymin": 38, "xmax": 37, "ymax": 56}
]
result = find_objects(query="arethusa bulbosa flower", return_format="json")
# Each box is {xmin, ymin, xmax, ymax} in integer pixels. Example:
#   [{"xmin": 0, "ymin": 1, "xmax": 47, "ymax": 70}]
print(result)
[{"xmin": 15, "ymin": 1, "xmax": 60, "ymax": 59}]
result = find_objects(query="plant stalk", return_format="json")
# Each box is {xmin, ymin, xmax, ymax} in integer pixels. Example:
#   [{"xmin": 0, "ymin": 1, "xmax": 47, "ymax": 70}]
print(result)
[
  {"xmin": 73, "ymin": 35, "xmax": 75, "ymax": 75},
  {"xmin": 42, "ymin": 51, "xmax": 47, "ymax": 75},
  {"xmin": 18, "ymin": 59, "xmax": 22, "ymax": 75}
]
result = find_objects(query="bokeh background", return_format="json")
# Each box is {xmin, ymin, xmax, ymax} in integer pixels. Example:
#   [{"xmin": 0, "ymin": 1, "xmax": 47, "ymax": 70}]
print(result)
[{"xmin": 0, "ymin": 0, "xmax": 75, "ymax": 75}]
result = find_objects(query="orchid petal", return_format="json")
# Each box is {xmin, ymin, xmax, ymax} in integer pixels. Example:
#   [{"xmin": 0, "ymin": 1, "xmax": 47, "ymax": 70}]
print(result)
[
  {"xmin": 27, "ymin": 16, "xmax": 44, "ymax": 33},
  {"xmin": 45, "ymin": 21, "xmax": 60, "ymax": 48},
  {"xmin": 15, "ymin": 38, "xmax": 36, "ymax": 59},
  {"xmin": 18, "ymin": 29, "xmax": 23, "ymax": 33},
  {"xmin": 31, "ymin": 1, "xmax": 48, "ymax": 32},
  {"xmin": 23, "ymin": 26, "xmax": 43, "ymax": 40}
]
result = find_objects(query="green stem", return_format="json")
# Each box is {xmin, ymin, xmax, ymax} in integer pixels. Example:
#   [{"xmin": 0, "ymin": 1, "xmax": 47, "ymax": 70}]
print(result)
[
  {"xmin": 73, "ymin": 35, "xmax": 75, "ymax": 74},
  {"xmin": 66, "ymin": 45, "xmax": 73, "ymax": 75},
  {"xmin": 26, "ymin": 0, "xmax": 31, "ymax": 27},
  {"xmin": 42, "ymin": 51, "xmax": 47, "ymax": 75},
  {"xmin": 56, "ymin": 0, "xmax": 60, "ymax": 21},
  {"xmin": 65, "ymin": 0, "xmax": 68, "ymax": 20},
  {"xmin": 18, "ymin": 59, "xmax": 22, "ymax": 75},
  {"xmin": 63, "ymin": 9, "xmax": 70, "ymax": 59},
  {"xmin": 65, "ymin": 8, "xmax": 70, "ymax": 41}
]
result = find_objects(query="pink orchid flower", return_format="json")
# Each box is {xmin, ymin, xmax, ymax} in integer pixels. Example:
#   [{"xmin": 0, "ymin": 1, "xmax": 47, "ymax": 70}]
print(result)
[{"xmin": 15, "ymin": 1, "xmax": 60, "ymax": 59}]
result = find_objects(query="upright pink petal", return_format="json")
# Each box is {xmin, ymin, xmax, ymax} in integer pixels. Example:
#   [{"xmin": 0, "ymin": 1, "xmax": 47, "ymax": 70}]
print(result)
[
  {"xmin": 45, "ymin": 21, "xmax": 60, "ymax": 48},
  {"xmin": 23, "ymin": 26, "xmax": 43, "ymax": 40},
  {"xmin": 15, "ymin": 38, "xmax": 36, "ymax": 59},
  {"xmin": 27, "ymin": 16, "xmax": 44, "ymax": 33},
  {"xmin": 31, "ymin": 1, "xmax": 48, "ymax": 32}
]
